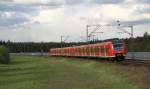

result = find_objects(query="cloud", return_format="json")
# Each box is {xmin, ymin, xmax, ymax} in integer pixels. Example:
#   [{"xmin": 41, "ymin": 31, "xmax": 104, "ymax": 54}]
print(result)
[
  {"xmin": 138, "ymin": 6, "xmax": 150, "ymax": 14},
  {"xmin": 0, "ymin": 12, "xmax": 30, "ymax": 27},
  {"xmin": 0, "ymin": 3, "xmax": 37, "ymax": 13},
  {"xmin": 65, "ymin": 0, "xmax": 86, "ymax": 5},
  {"xmin": 13, "ymin": 0, "xmax": 65, "ymax": 6},
  {"xmin": 1, "ymin": 0, "xmax": 125, "ymax": 6},
  {"xmin": 138, "ymin": 0, "xmax": 150, "ymax": 3},
  {"xmin": 0, "ymin": 3, "xmax": 39, "ymax": 28},
  {"xmin": 90, "ymin": 0, "xmax": 124, "ymax": 4},
  {"xmin": 140, "ymin": 9, "xmax": 150, "ymax": 14},
  {"xmin": 0, "ymin": 0, "xmax": 150, "ymax": 42},
  {"xmin": 32, "ymin": 9, "xmax": 65, "ymax": 24},
  {"xmin": 120, "ymin": 19, "xmax": 150, "ymax": 26}
]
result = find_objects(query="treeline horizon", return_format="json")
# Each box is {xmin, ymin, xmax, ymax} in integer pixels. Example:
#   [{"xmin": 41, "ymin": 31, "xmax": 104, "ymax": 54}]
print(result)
[{"xmin": 0, "ymin": 32, "xmax": 150, "ymax": 53}]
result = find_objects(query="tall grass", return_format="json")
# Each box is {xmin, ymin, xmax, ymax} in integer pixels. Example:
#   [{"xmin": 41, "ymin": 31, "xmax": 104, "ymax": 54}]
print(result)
[
  {"xmin": 0, "ymin": 46, "xmax": 10, "ymax": 64},
  {"xmin": 0, "ymin": 56, "xmax": 141, "ymax": 89}
]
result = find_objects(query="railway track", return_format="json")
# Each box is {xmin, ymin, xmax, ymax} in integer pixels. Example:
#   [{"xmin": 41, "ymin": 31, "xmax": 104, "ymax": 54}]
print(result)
[
  {"xmin": 124, "ymin": 59, "xmax": 150, "ymax": 66},
  {"xmin": 54, "ymin": 56, "xmax": 150, "ymax": 67},
  {"xmin": 82, "ymin": 58, "xmax": 150, "ymax": 67}
]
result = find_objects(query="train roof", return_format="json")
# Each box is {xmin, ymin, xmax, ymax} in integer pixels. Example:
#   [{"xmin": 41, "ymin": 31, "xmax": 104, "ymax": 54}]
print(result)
[
  {"xmin": 50, "ymin": 39, "xmax": 124, "ymax": 50},
  {"xmin": 51, "ymin": 41, "xmax": 112, "ymax": 50}
]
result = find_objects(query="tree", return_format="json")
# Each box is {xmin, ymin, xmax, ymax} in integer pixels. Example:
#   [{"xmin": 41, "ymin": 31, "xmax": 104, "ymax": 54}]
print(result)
[{"xmin": 143, "ymin": 32, "xmax": 149, "ymax": 37}]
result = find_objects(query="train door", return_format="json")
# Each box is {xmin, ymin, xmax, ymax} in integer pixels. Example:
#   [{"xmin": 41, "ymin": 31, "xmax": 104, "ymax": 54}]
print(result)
[
  {"xmin": 91, "ymin": 46, "xmax": 94, "ymax": 57},
  {"xmin": 78, "ymin": 47, "xmax": 80, "ymax": 56},
  {"xmin": 64, "ymin": 49, "xmax": 67, "ymax": 56},
  {"xmin": 88, "ymin": 46, "xmax": 91, "ymax": 56},
  {"xmin": 82, "ymin": 47, "xmax": 84, "ymax": 56},
  {"xmin": 97, "ymin": 45, "xmax": 101, "ymax": 57},
  {"xmin": 55, "ymin": 49, "xmax": 57, "ymax": 56},
  {"xmin": 67, "ymin": 48, "xmax": 70, "ymax": 56},
  {"xmin": 107, "ymin": 43, "xmax": 113, "ymax": 57},
  {"xmin": 74, "ymin": 48, "xmax": 77, "ymax": 56},
  {"xmin": 93, "ymin": 45, "xmax": 96, "ymax": 57},
  {"xmin": 68, "ymin": 48, "xmax": 70, "ymax": 56},
  {"xmin": 105, "ymin": 44, "xmax": 109, "ymax": 57},
  {"xmin": 81, "ymin": 47, "xmax": 83, "ymax": 56},
  {"xmin": 61, "ymin": 48, "xmax": 63, "ymax": 56},
  {"xmin": 71, "ymin": 48, "xmax": 74, "ymax": 56},
  {"xmin": 60, "ymin": 49, "xmax": 62, "ymax": 56},
  {"xmin": 84, "ymin": 46, "xmax": 87, "ymax": 56},
  {"xmin": 108, "ymin": 44, "xmax": 112, "ymax": 57},
  {"xmin": 100, "ymin": 45, "xmax": 105, "ymax": 57},
  {"xmin": 70, "ymin": 48, "xmax": 72, "ymax": 56},
  {"xmin": 56, "ymin": 49, "xmax": 58, "ymax": 56},
  {"xmin": 57, "ymin": 49, "xmax": 59, "ymax": 56},
  {"xmin": 75, "ymin": 48, "xmax": 77, "ymax": 56},
  {"xmin": 80, "ymin": 47, "xmax": 83, "ymax": 56},
  {"xmin": 104, "ymin": 45, "xmax": 107, "ymax": 57},
  {"xmin": 95, "ymin": 45, "xmax": 99, "ymax": 57},
  {"xmin": 74, "ymin": 47, "xmax": 76, "ymax": 56},
  {"xmin": 77, "ymin": 47, "xmax": 80, "ymax": 56},
  {"xmin": 72, "ymin": 48, "xmax": 74, "ymax": 56},
  {"xmin": 85, "ymin": 46, "xmax": 88, "ymax": 57},
  {"xmin": 104, "ymin": 43, "xmax": 109, "ymax": 57},
  {"xmin": 84, "ymin": 46, "xmax": 86, "ymax": 56}
]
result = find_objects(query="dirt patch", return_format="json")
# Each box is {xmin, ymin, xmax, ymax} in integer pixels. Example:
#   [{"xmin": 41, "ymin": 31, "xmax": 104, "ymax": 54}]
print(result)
[
  {"xmin": 60, "ymin": 57, "xmax": 150, "ymax": 89},
  {"xmin": 141, "ymin": 66, "xmax": 150, "ymax": 89},
  {"xmin": 118, "ymin": 64, "xmax": 150, "ymax": 89}
]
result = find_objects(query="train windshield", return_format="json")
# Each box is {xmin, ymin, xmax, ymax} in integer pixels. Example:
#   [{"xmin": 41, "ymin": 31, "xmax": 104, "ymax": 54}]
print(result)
[{"xmin": 112, "ymin": 40, "xmax": 123, "ymax": 51}]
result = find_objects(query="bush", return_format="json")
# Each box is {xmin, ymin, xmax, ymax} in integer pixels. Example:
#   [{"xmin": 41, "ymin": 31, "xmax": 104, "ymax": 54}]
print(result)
[{"xmin": 0, "ymin": 46, "xmax": 10, "ymax": 64}]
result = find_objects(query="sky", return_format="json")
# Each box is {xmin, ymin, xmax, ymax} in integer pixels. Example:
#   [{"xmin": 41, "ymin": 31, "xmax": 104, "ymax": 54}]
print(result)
[{"xmin": 0, "ymin": 0, "xmax": 150, "ymax": 42}]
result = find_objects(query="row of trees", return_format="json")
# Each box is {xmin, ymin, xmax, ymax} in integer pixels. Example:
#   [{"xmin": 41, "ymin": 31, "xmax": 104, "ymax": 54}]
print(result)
[
  {"xmin": 0, "ymin": 46, "xmax": 10, "ymax": 64},
  {"xmin": 0, "ymin": 32, "xmax": 150, "ymax": 53},
  {"xmin": 0, "ymin": 41, "xmax": 87, "ymax": 53},
  {"xmin": 125, "ymin": 32, "xmax": 150, "ymax": 52}
]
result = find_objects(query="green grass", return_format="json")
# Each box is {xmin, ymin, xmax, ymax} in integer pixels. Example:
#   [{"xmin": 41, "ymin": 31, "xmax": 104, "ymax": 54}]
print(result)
[{"xmin": 0, "ymin": 55, "xmax": 139, "ymax": 89}]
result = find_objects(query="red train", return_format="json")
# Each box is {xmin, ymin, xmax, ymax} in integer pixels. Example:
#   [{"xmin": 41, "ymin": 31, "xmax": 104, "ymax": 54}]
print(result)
[{"xmin": 50, "ymin": 39, "xmax": 127, "ymax": 61}]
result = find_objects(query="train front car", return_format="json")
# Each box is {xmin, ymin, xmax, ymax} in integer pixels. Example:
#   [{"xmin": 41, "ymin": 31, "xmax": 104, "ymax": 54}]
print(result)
[{"xmin": 111, "ymin": 39, "xmax": 127, "ymax": 61}]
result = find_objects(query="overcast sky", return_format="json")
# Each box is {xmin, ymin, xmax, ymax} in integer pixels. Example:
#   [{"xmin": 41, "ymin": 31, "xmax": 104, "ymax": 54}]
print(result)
[{"xmin": 0, "ymin": 0, "xmax": 150, "ymax": 42}]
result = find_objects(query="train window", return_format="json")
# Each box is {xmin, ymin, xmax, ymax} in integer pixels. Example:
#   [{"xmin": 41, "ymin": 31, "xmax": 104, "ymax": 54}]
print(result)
[
  {"xmin": 75, "ymin": 48, "xmax": 77, "ymax": 53},
  {"xmin": 113, "ymin": 40, "xmax": 123, "ymax": 51},
  {"xmin": 82, "ymin": 48, "xmax": 84, "ymax": 52},
  {"xmin": 101, "ymin": 48, "xmax": 104, "ymax": 53},
  {"xmin": 92, "ymin": 48, "xmax": 95, "ymax": 53},
  {"xmin": 100, "ymin": 47, "xmax": 108, "ymax": 53},
  {"xmin": 95, "ymin": 47, "xmax": 99, "ymax": 53},
  {"xmin": 89, "ymin": 47, "xmax": 91, "ymax": 53},
  {"xmin": 76, "ymin": 48, "xmax": 78, "ymax": 53},
  {"xmin": 65, "ymin": 49, "xmax": 66, "ymax": 53},
  {"xmin": 92, "ymin": 47, "xmax": 97, "ymax": 53},
  {"xmin": 113, "ymin": 43, "xmax": 122, "ymax": 48},
  {"xmin": 78, "ymin": 48, "xmax": 80, "ymax": 53},
  {"xmin": 90, "ymin": 47, "xmax": 93, "ymax": 53},
  {"xmin": 86, "ymin": 48, "xmax": 89, "ymax": 53},
  {"xmin": 80, "ymin": 48, "xmax": 82, "ymax": 53},
  {"xmin": 106, "ymin": 48, "xmax": 109, "ymax": 53},
  {"xmin": 81, "ymin": 48, "xmax": 83, "ymax": 53},
  {"xmin": 91, "ymin": 47, "xmax": 94, "ymax": 53},
  {"xmin": 61, "ymin": 49, "xmax": 63, "ymax": 53},
  {"xmin": 82, "ymin": 48, "xmax": 84, "ymax": 53}
]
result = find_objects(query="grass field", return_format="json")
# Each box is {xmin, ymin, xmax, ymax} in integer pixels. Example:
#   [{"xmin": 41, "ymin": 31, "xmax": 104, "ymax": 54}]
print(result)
[{"xmin": 0, "ymin": 55, "xmax": 149, "ymax": 89}]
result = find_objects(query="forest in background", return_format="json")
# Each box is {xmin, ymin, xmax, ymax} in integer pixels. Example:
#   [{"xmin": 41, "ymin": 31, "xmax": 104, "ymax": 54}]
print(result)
[{"xmin": 0, "ymin": 32, "xmax": 150, "ymax": 53}]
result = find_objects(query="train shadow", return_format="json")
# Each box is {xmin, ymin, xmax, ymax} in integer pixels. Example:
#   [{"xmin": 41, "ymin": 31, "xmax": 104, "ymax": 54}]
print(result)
[{"xmin": 51, "ymin": 56, "xmax": 123, "ymax": 64}]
